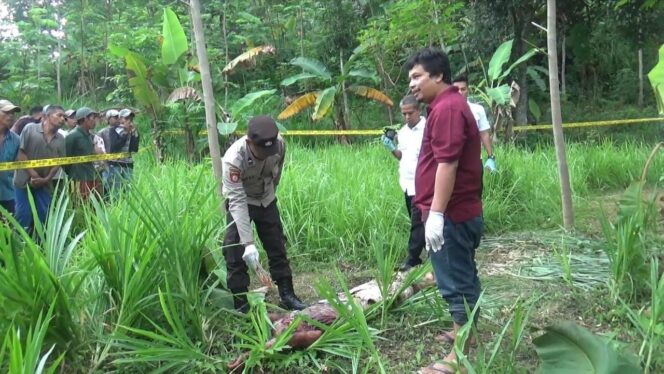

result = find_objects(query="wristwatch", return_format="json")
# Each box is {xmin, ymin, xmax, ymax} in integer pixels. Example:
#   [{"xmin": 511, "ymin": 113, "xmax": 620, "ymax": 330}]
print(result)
[{"xmin": 488, "ymin": 154, "xmax": 496, "ymax": 160}]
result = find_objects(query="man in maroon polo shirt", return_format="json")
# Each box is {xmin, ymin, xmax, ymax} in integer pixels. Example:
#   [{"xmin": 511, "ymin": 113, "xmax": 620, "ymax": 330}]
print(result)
[{"xmin": 405, "ymin": 47, "xmax": 484, "ymax": 374}]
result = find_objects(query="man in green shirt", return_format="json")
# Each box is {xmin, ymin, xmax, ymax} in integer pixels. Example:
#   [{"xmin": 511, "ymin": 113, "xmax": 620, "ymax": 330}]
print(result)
[{"xmin": 65, "ymin": 107, "xmax": 102, "ymax": 200}]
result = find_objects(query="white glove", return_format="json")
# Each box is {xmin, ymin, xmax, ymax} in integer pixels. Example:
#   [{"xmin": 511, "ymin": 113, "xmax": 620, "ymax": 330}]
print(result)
[
  {"xmin": 242, "ymin": 244, "xmax": 260, "ymax": 267},
  {"xmin": 425, "ymin": 211, "xmax": 445, "ymax": 253}
]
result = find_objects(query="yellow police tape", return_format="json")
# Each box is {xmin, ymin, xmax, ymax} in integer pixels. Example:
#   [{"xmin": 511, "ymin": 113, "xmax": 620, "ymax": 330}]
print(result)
[
  {"xmin": 0, "ymin": 152, "xmax": 131, "ymax": 172},
  {"xmin": 163, "ymin": 117, "xmax": 662, "ymax": 136},
  {"xmin": 2, "ymin": 117, "xmax": 660, "ymax": 170}
]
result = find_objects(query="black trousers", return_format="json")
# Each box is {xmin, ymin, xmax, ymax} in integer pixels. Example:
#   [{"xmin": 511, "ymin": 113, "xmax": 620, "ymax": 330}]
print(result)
[
  {"xmin": 223, "ymin": 199, "xmax": 292, "ymax": 292},
  {"xmin": 404, "ymin": 193, "xmax": 425, "ymax": 265}
]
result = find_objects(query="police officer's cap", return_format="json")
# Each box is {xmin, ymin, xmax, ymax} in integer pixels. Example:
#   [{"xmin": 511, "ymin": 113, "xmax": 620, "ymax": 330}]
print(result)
[{"xmin": 247, "ymin": 116, "xmax": 279, "ymax": 157}]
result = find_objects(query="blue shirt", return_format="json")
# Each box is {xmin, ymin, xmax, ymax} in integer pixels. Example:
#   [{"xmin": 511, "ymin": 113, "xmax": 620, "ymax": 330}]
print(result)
[{"xmin": 0, "ymin": 129, "xmax": 20, "ymax": 201}]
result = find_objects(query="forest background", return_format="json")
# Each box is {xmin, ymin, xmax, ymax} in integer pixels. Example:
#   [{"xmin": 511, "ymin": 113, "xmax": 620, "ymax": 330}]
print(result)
[{"xmin": 1, "ymin": 0, "xmax": 663, "ymax": 143}]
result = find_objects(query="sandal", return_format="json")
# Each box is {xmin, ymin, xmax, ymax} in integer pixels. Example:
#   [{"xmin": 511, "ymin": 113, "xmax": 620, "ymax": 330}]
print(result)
[
  {"xmin": 434, "ymin": 331, "xmax": 455, "ymax": 343},
  {"xmin": 418, "ymin": 361, "xmax": 458, "ymax": 374}
]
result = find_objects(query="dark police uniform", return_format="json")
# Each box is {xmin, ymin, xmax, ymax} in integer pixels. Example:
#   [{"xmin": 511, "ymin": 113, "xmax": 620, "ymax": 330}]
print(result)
[{"xmin": 221, "ymin": 116, "xmax": 304, "ymax": 311}]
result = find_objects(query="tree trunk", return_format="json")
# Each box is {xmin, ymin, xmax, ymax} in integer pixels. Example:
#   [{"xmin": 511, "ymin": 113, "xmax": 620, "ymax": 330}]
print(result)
[
  {"xmin": 547, "ymin": 0, "xmax": 574, "ymax": 230},
  {"xmin": 191, "ymin": 0, "xmax": 225, "ymax": 212},
  {"xmin": 512, "ymin": 18, "xmax": 529, "ymax": 128},
  {"xmin": 638, "ymin": 48, "xmax": 644, "ymax": 108},
  {"xmin": 431, "ymin": 0, "xmax": 446, "ymax": 51},
  {"xmin": 222, "ymin": 2, "xmax": 230, "ymax": 108},
  {"xmin": 299, "ymin": 1, "xmax": 305, "ymax": 57},
  {"xmin": 56, "ymin": 37, "xmax": 62, "ymax": 102},
  {"xmin": 339, "ymin": 50, "xmax": 351, "ymax": 131},
  {"xmin": 561, "ymin": 34, "xmax": 566, "ymax": 97}
]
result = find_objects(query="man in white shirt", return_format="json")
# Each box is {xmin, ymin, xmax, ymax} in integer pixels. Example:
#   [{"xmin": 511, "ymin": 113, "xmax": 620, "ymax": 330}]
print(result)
[
  {"xmin": 381, "ymin": 95, "xmax": 426, "ymax": 271},
  {"xmin": 452, "ymin": 76, "xmax": 497, "ymax": 172}
]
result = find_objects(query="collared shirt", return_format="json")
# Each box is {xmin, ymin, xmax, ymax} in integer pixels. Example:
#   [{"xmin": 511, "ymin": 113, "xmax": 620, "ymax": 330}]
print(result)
[
  {"xmin": 65, "ymin": 126, "xmax": 97, "ymax": 181},
  {"xmin": 414, "ymin": 85, "xmax": 482, "ymax": 223},
  {"xmin": 0, "ymin": 129, "xmax": 20, "ymax": 201},
  {"xmin": 222, "ymin": 135, "xmax": 286, "ymax": 245},
  {"xmin": 14, "ymin": 123, "xmax": 66, "ymax": 188},
  {"xmin": 468, "ymin": 101, "xmax": 491, "ymax": 132},
  {"xmin": 396, "ymin": 116, "xmax": 425, "ymax": 195}
]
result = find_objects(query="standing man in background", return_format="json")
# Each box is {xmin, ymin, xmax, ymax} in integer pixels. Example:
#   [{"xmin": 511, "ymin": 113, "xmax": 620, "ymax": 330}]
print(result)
[
  {"xmin": 452, "ymin": 76, "xmax": 496, "ymax": 172},
  {"xmin": 221, "ymin": 115, "xmax": 306, "ymax": 313},
  {"xmin": 61, "ymin": 109, "xmax": 77, "ymax": 135},
  {"xmin": 14, "ymin": 105, "xmax": 66, "ymax": 232},
  {"xmin": 381, "ymin": 95, "xmax": 426, "ymax": 271},
  {"xmin": 105, "ymin": 109, "xmax": 138, "ymax": 197},
  {"xmin": 65, "ymin": 107, "xmax": 102, "ymax": 200},
  {"xmin": 0, "ymin": 100, "xmax": 21, "ymax": 216},
  {"xmin": 11, "ymin": 106, "xmax": 43, "ymax": 136},
  {"xmin": 406, "ymin": 48, "xmax": 484, "ymax": 374}
]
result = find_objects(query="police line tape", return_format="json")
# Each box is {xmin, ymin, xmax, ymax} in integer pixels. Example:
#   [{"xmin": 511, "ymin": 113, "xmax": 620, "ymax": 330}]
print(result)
[
  {"xmin": 2, "ymin": 117, "xmax": 660, "ymax": 171},
  {"xmin": 162, "ymin": 117, "xmax": 663, "ymax": 136},
  {"xmin": 0, "ymin": 152, "xmax": 132, "ymax": 172}
]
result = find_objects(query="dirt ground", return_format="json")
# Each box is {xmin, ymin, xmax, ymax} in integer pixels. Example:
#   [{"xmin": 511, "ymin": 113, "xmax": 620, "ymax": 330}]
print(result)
[{"xmin": 259, "ymin": 229, "xmax": 646, "ymax": 373}]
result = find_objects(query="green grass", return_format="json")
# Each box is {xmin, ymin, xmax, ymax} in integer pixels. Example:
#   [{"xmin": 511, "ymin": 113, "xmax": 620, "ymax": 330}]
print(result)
[{"xmin": 0, "ymin": 139, "xmax": 661, "ymax": 373}]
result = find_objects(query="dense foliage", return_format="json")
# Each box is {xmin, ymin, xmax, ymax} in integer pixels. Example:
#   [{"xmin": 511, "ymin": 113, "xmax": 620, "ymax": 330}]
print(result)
[{"xmin": 1, "ymin": 0, "xmax": 663, "ymax": 135}]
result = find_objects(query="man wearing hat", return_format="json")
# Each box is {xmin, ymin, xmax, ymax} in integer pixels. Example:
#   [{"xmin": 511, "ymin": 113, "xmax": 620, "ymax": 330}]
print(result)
[
  {"xmin": 0, "ymin": 100, "xmax": 21, "ymax": 216},
  {"xmin": 103, "ymin": 108, "xmax": 138, "ymax": 198},
  {"xmin": 64, "ymin": 107, "xmax": 102, "ymax": 200},
  {"xmin": 14, "ymin": 105, "xmax": 66, "ymax": 232},
  {"xmin": 60, "ymin": 109, "xmax": 77, "ymax": 135},
  {"xmin": 219, "ymin": 115, "xmax": 306, "ymax": 312}
]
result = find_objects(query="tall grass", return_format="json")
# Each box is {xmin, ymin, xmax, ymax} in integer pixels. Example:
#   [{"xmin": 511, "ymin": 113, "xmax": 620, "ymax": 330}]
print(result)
[
  {"xmin": 0, "ymin": 139, "xmax": 660, "ymax": 372},
  {"xmin": 277, "ymin": 140, "xmax": 663, "ymax": 261}
]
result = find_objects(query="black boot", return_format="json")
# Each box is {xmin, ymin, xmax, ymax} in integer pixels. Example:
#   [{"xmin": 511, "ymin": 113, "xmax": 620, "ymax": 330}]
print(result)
[
  {"xmin": 277, "ymin": 277, "xmax": 307, "ymax": 310},
  {"xmin": 231, "ymin": 289, "xmax": 250, "ymax": 313}
]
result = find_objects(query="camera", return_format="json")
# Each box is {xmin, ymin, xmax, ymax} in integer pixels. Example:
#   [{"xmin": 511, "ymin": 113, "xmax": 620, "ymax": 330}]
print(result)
[{"xmin": 383, "ymin": 126, "xmax": 398, "ymax": 141}]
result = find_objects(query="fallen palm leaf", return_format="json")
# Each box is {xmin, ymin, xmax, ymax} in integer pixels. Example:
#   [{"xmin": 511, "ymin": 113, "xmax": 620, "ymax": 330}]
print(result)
[
  {"xmin": 347, "ymin": 85, "xmax": 393, "ymax": 107},
  {"xmin": 278, "ymin": 92, "xmax": 318, "ymax": 120},
  {"xmin": 222, "ymin": 45, "xmax": 276, "ymax": 74},
  {"xmin": 166, "ymin": 86, "xmax": 201, "ymax": 104}
]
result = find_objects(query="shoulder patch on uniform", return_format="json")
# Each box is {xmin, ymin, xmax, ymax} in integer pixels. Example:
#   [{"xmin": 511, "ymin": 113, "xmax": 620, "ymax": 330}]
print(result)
[{"xmin": 229, "ymin": 166, "xmax": 241, "ymax": 183}]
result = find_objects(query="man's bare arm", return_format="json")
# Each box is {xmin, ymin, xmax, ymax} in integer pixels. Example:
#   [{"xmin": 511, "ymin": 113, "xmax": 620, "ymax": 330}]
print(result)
[{"xmin": 430, "ymin": 161, "xmax": 458, "ymax": 213}]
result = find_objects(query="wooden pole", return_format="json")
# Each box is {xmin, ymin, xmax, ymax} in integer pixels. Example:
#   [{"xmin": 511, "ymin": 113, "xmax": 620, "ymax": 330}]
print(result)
[
  {"xmin": 190, "ymin": 0, "xmax": 225, "ymax": 212},
  {"xmin": 547, "ymin": 0, "xmax": 574, "ymax": 229}
]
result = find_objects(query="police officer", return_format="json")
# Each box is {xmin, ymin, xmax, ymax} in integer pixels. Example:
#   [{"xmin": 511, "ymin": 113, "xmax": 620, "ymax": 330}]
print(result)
[{"xmin": 221, "ymin": 115, "xmax": 306, "ymax": 312}]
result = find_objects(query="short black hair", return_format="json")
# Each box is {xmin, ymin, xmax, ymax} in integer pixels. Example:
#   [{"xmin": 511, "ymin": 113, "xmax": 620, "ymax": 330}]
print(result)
[
  {"xmin": 30, "ymin": 106, "xmax": 43, "ymax": 115},
  {"xmin": 452, "ymin": 75, "xmax": 468, "ymax": 85},
  {"xmin": 404, "ymin": 47, "xmax": 452, "ymax": 84}
]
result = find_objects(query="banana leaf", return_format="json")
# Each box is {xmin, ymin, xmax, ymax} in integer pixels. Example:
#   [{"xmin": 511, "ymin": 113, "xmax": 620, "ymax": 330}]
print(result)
[
  {"xmin": 312, "ymin": 86, "xmax": 337, "ymax": 121},
  {"xmin": 161, "ymin": 8, "xmax": 188, "ymax": 65},
  {"xmin": 533, "ymin": 321, "xmax": 641, "ymax": 374},
  {"xmin": 289, "ymin": 57, "xmax": 332, "ymax": 81},
  {"xmin": 278, "ymin": 92, "xmax": 318, "ymax": 120},
  {"xmin": 647, "ymin": 44, "xmax": 664, "ymax": 115},
  {"xmin": 488, "ymin": 40, "xmax": 513, "ymax": 82}
]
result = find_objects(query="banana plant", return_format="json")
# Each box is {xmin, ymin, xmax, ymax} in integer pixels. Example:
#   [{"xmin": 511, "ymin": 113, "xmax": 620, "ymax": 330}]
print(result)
[
  {"xmin": 472, "ymin": 39, "xmax": 540, "ymax": 140},
  {"xmin": 277, "ymin": 54, "xmax": 393, "ymax": 133},
  {"xmin": 109, "ymin": 7, "xmax": 197, "ymax": 162}
]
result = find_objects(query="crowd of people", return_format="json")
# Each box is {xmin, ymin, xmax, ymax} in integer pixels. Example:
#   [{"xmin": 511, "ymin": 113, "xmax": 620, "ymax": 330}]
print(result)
[
  {"xmin": 2, "ymin": 46, "xmax": 491, "ymax": 373},
  {"xmin": 0, "ymin": 101, "xmax": 139, "ymax": 232}
]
